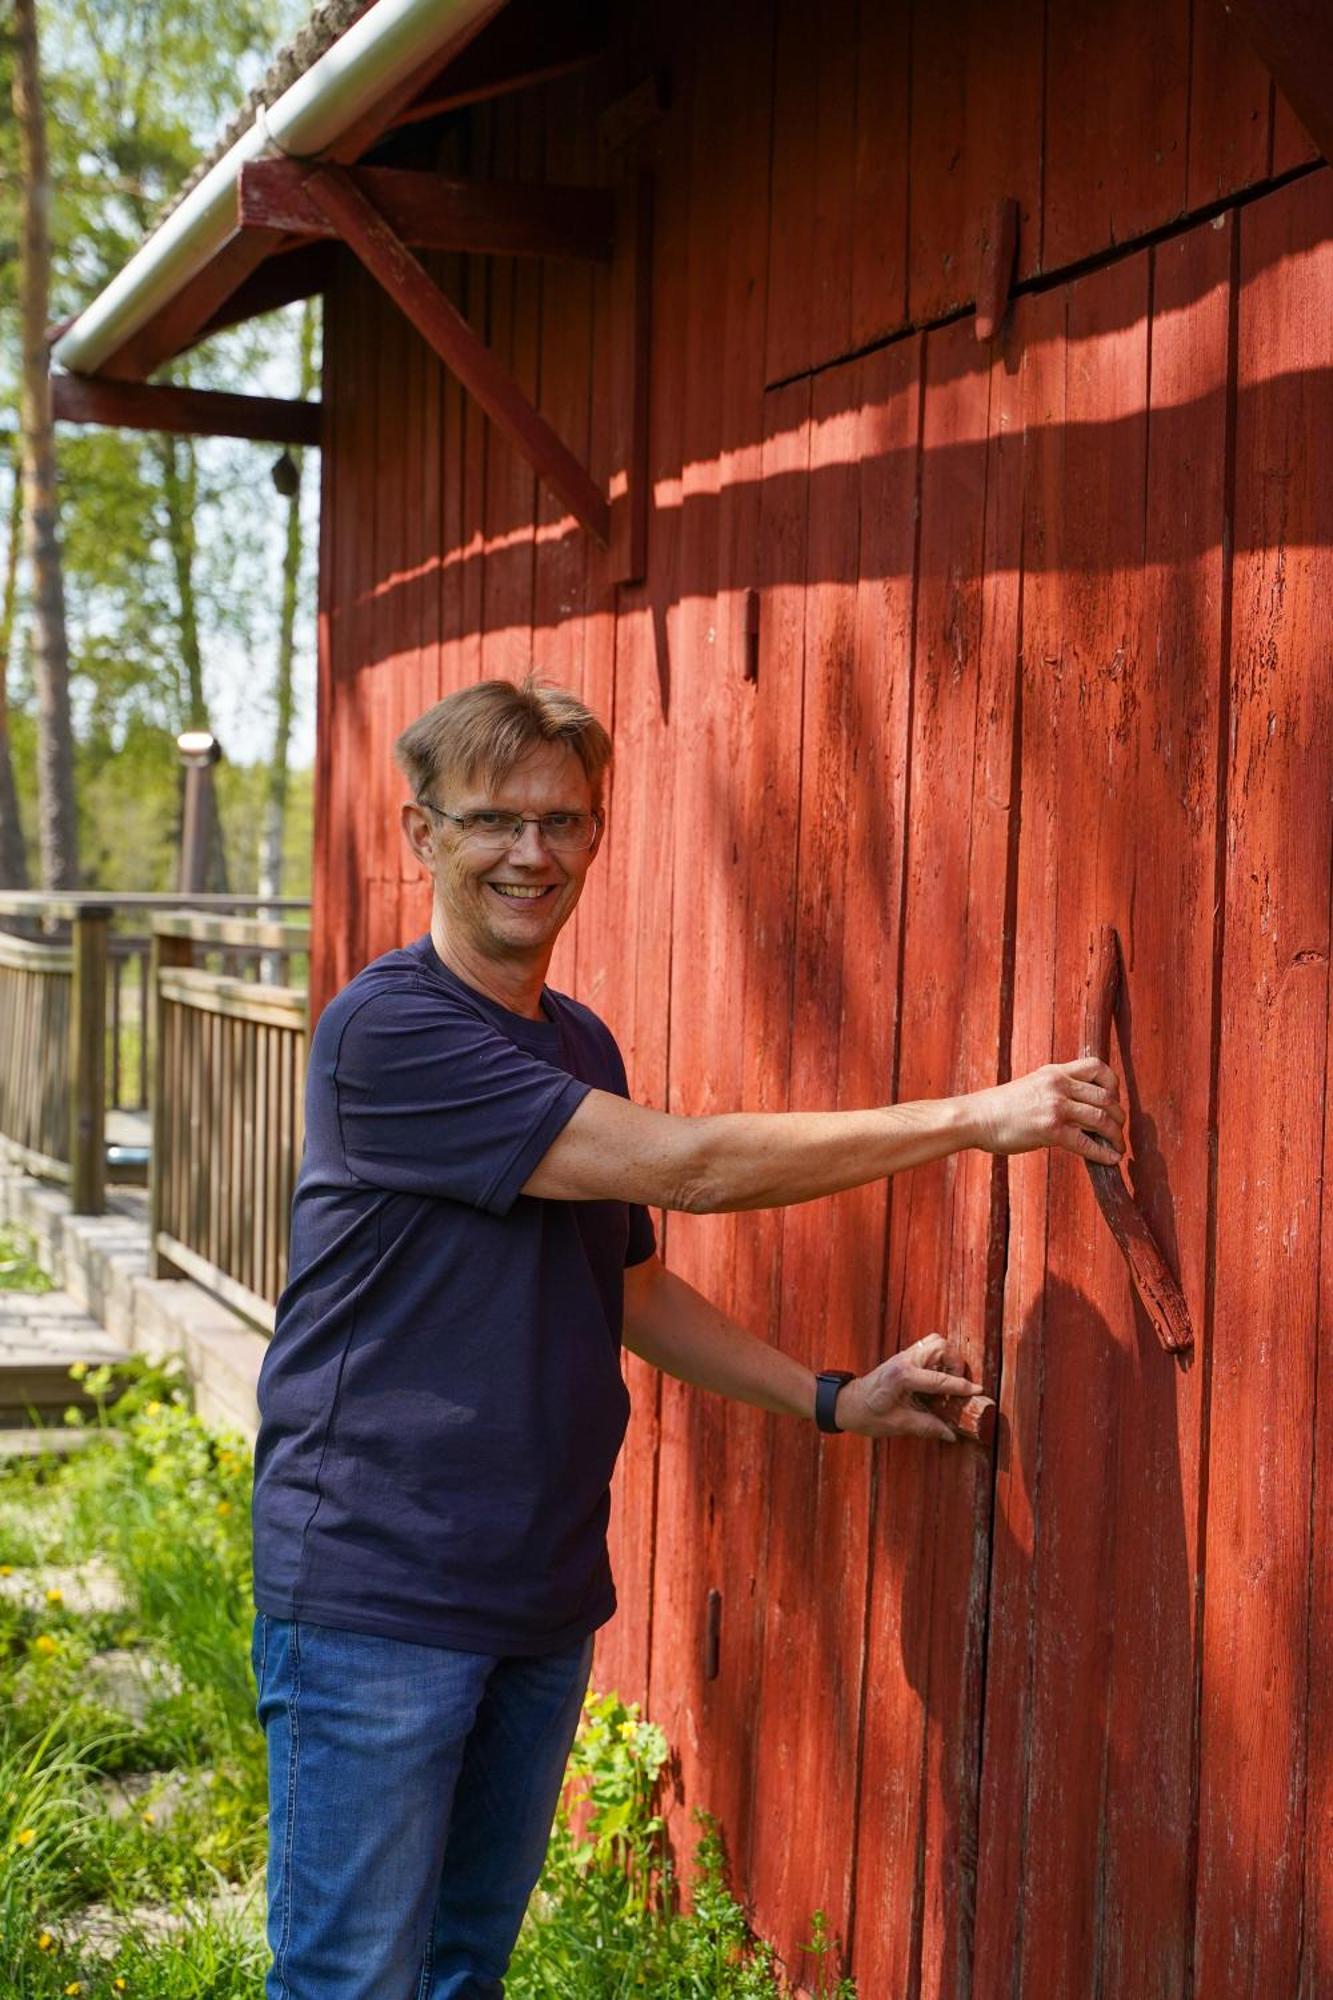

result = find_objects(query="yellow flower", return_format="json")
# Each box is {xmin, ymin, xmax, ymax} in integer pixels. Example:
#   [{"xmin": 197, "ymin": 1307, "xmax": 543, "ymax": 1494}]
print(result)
[
  {"xmin": 68, "ymin": 1362, "xmax": 88, "ymax": 1381},
  {"xmin": 114, "ymin": 1983, "xmax": 128, "ymax": 1994},
  {"xmin": 45, "ymin": 1587, "xmax": 63, "ymax": 1606},
  {"xmin": 37, "ymin": 1930, "xmax": 54, "ymax": 1950},
  {"xmin": 14, "ymin": 1828, "xmax": 36, "ymax": 1847},
  {"xmin": 64, "ymin": 1984, "xmax": 83, "ymax": 1997},
  {"xmin": 216, "ymin": 1500, "xmax": 232, "ymax": 1517},
  {"xmin": 145, "ymin": 1401, "xmax": 162, "ymax": 1417},
  {"xmin": 141, "ymin": 1810, "xmax": 155, "ymax": 1826},
  {"xmin": 618, "ymin": 1720, "xmax": 636, "ymax": 1741},
  {"xmin": 34, "ymin": 1634, "xmax": 58, "ymax": 1657},
  {"xmin": 0, "ymin": 1564, "xmax": 13, "ymax": 1576}
]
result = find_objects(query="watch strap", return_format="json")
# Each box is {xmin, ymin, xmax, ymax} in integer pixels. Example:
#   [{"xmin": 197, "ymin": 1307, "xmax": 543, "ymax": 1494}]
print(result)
[{"xmin": 815, "ymin": 1369, "xmax": 856, "ymax": 1434}]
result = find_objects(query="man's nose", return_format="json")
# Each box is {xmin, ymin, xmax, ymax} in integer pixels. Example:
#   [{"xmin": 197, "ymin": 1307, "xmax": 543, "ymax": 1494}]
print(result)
[{"xmin": 509, "ymin": 818, "xmax": 548, "ymax": 863}]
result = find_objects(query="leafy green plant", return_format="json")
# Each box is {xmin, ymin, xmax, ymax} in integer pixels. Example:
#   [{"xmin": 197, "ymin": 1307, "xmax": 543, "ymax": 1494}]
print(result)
[
  {"xmin": 509, "ymin": 1690, "xmax": 856, "ymax": 1998},
  {"xmin": 0, "ymin": 1226, "xmax": 55, "ymax": 1294}
]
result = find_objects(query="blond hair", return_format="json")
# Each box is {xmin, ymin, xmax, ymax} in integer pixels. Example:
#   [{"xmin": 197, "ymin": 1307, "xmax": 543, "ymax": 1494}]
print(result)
[{"xmin": 395, "ymin": 675, "xmax": 613, "ymax": 808}]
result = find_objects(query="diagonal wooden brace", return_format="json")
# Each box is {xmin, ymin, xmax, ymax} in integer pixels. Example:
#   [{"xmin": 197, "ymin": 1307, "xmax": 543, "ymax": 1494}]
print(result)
[{"xmin": 304, "ymin": 164, "xmax": 610, "ymax": 546}]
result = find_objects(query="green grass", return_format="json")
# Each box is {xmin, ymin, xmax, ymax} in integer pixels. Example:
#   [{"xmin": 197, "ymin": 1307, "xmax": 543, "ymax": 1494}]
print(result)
[{"xmin": 0, "ymin": 1295, "xmax": 855, "ymax": 1997}]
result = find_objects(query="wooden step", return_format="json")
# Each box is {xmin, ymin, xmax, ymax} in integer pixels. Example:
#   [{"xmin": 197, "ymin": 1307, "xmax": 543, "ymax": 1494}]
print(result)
[{"xmin": 0, "ymin": 1290, "xmax": 132, "ymax": 1423}]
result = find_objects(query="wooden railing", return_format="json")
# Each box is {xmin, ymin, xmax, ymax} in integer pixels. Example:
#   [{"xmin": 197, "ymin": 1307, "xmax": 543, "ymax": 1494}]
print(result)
[
  {"xmin": 0, "ymin": 893, "xmax": 308, "ymax": 1220},
  {"xmin": 149, "ymin": 914, "xmax": 309, "ymax": 1333}
]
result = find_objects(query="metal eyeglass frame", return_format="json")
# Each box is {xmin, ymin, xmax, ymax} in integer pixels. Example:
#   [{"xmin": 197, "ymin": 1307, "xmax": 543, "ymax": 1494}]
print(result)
[{"xmin": 415, "ymin": 797, "xmax": 603, "ymax": 851}]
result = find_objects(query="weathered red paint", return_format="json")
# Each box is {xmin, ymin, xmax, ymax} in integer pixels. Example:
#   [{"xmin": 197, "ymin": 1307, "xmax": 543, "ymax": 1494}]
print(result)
[{"xmin": 309, "ymin": 2, "xmax": 1331, "ymax": 1989}]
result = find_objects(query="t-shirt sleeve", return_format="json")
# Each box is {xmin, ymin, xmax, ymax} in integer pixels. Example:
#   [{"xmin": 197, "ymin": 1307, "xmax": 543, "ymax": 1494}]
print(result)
[{"xmin": 333, "ymin": 988, "xmax": 590, "ymax": 1217}]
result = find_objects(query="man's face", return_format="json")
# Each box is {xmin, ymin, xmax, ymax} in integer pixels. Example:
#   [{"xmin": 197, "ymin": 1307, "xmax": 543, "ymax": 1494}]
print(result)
[{"xmin": 403, "ymin": 743, "xmax": 601, "ymax": 964}]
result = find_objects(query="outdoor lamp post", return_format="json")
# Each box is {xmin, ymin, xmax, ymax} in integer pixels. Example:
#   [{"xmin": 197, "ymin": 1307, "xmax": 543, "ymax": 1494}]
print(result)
[{"xmin": 177, "ymin": 728, "xmax": 222, "ymax": 895}]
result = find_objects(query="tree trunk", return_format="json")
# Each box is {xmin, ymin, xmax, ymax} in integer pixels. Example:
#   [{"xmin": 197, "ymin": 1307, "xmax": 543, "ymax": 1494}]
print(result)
[
  {"xmin": 156, "ymin": 428, "xmax": 229, "ymax": 891},
  {"xmin": 0, "ymin": 453, "xmax": 31, "ymax": 888},
  {"xmin": 259, "ymin": 299, "xmax": 317, "ymax": 912},
  {"xmin": 155, "ymin": 431, "xmax": 208, "ymax": 729},
  {"xmin": 13, "ymin": 0, "xmax": 78, "ymax": 890}
]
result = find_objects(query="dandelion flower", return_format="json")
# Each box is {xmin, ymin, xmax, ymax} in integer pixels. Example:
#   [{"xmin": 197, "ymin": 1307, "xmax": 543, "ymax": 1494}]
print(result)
[
  {"xmin": 34, "ymin": 1635, "xmax": 58, "ymax": 1657},
  {"xmin": 37, "ymin": 1930, "xmax": 54, "ymax": 1950},
  {"xmin": 14, "ymin": 1828, "xmax": 36, "ymax": 1847},
  {"xmin": 45, "ymin": 1587, "xmax": 63, "ymax": 1606},
  {"xmin": 64, "ymin": 1984, "xmax": 83, "ymax": 1996},
  {"xmin": 141, "ymin": 1810, "xmax": 155, "ymax": 1826},
  {"xmin": 0, "ymin": 1564, "xmax": 12, "ymax": 1576},
  {"xmin": 145, "ymin": 1401, "xmax": 162, "ymax": 1417},
  {"xmin": 216, "ymin": 1501, "xmax": 232, "ymax": 1517}
]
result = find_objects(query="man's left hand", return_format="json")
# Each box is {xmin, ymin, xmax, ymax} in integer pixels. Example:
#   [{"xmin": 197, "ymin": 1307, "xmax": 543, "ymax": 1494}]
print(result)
[{"xmin": 833, "ymin": 1333, "xmax": 978, "ymax": 1442}]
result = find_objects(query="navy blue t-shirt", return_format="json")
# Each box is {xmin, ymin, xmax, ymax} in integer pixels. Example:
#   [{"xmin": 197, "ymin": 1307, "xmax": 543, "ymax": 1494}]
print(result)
[{"xmin": 251, "ymin": 933, "xmax": 656, "ymax": 1655}]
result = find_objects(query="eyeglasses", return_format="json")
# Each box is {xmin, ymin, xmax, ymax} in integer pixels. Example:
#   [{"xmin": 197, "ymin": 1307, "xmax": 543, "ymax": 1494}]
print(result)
[{"xmin": 416, "ymin": 799, "xmax": 602, "ymax": 852}]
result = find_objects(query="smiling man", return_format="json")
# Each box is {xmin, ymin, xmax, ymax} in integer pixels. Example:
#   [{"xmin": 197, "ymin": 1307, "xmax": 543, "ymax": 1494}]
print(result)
[{"xmin": 249, "ymin": 675, "xmax": 1125, "ymax": 2000}]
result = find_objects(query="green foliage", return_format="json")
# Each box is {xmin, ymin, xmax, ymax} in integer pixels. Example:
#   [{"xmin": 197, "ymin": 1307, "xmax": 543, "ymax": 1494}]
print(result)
[
  {"xmin": 0, "ymin": 1355, "xmax": 269, "ymax": 1993},
  {"xmin": 0, "ymin": 1224, "xmax": 55, "ymax": 1293},
  {"xmin": 509, "ymin": 1690, "xmax": 857, "ymax": 1998},
  {"xmin": 1, "ymin": 0, "xmax": 320, "ymax": 892},
  {"xmin": 0, "ymin": 1355, "xmax": 849, "ymax": 1996}
]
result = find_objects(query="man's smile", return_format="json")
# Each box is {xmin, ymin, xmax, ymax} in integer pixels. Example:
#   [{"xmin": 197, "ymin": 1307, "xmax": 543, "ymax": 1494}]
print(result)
[{"xmin": 487, "ymin": 883, "xmax": 558, "ymax": 901}]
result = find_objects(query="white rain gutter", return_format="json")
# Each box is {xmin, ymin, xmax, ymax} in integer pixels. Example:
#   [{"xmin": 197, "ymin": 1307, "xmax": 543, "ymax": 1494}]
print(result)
[{"xmin": 52, "ymin": 0, "xmax": 507, "ymax": 377}]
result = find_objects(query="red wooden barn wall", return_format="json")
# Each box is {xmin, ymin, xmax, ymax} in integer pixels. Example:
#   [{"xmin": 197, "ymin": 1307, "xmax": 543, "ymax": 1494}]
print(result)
[{"xmin": 309, "ymin": 2, "xmax": 1332, "ymax": 1991}]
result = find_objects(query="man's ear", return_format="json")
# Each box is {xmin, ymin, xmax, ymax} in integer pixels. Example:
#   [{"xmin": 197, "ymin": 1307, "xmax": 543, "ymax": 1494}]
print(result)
[{"xmin": 400, "ymin": 800, "xmax": 434, "ymax": 870}]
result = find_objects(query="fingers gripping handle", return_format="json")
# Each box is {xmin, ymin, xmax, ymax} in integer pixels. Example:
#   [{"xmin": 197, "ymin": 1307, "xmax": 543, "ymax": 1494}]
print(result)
[{"xmin": 1080, "ymin": 926, "xmax": 1194, "ymax": 1356}]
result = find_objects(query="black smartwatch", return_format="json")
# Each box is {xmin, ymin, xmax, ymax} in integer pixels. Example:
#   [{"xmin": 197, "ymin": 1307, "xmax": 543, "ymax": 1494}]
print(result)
[{"xmin": 814, "ymin": 1370, "xmax": 856, "ymax": 1434}]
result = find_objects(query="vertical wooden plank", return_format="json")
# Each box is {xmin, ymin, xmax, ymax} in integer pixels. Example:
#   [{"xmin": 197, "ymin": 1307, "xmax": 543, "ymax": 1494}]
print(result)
[
  {"xmin": 480, "ymin": 94, "xmax": 540, "ymax": 685},
  {"xmin": 973, "ymin": 229, "xmax": 1227, "ymax": 1998},
  {"xmin": 68, "ymin": 910, "xmax": 107, "ymax": 1215},
  {"xmin": 909, "ymin": 0, "xmax": 1045, "ymax": 322},
  {"xmin": 848, "ymin": 1, "xmax": 910, "ymax": 348},
  {"xmin": 745, "ymin": 344, "xmax": 916, "ymax": 1980},
  {"xmin": 591, "ymin": 0, "xmax": 694, "ymax": 1719},
  {"xmin": 1186, "ymin": 1, "xmax": 1274, "ymax": 207},
  {"xmin": 397, "ymin": 257, "xmax": 442, "ymax": 882},
  {"xmin": 853, "ymin": 314, "xmax": 1012, "ymax": 2000},
  {"xmin": 1043, "ymin": 0, "xmax": 1190, "ymax": 270},
  {"xmin": 1091, "ymin": 217, "xmax": 1228, "ymax": 2000},
  {"xmin": 764, "ymin": 0, "xmax": 858, "ymax": 382},
  {"xmin": 647, "ymin": 0, "xmax": 746, "ymax": 1855},
  {"xmin": 1012, "ymin": 255, "xmax": 1153, "ymax": 2000},
  {"xmin": 643, "ymin": 0, "xmax": 778, "ymax": 1879},
  {"xmin": 1195, "ymin": 171, "xmax": 1333, "ymax": 2000},
  {"xmin": 970, "ymin": 281, "xmax": 1070, "ymax": 2000}
]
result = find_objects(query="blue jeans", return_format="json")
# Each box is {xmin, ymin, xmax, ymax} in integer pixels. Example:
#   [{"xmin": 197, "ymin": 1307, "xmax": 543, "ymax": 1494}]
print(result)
[{"xmin": 251, "ymin": 1613, "xmax": 593, "ymax": 1999}]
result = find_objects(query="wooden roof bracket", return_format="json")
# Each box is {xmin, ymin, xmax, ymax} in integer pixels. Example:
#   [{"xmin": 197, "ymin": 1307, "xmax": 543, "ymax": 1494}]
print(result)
[
  {"xmin": 1219, "ymin": 0, "xmax": 1333, "ymax": 165},
  {"xmin": 50, "ymin": 373, "xmax": 321, "ymax": 446},
  {"xmin": 300, "ymin": 163, "xmax": 653, "ymax": 577}
]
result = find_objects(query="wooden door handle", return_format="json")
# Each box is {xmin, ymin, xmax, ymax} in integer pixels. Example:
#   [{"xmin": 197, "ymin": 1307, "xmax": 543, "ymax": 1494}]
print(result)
[{"xmin": 1080, "ymin": 926, "xmax": 1194, "ymax": 1355}]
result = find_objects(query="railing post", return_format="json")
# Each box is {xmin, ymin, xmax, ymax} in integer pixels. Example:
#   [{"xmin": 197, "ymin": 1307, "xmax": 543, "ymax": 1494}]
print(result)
[
  {"xmin": 149, "ymin": 923, "xmax": 195, "ymax": 1279},
  {"xmin": 68, "ymin": 906, "xmax": 109, "ymax": 1215}
]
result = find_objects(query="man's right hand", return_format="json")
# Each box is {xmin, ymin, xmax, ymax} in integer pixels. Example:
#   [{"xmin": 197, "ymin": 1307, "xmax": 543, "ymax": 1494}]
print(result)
[{"xmin": 963, "ymin": 1059, "xmax": 1125, "ymax": 1166}]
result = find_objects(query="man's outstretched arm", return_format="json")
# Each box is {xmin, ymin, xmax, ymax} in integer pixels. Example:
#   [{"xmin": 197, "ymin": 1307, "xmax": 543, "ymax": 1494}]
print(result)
[
  {"xmin": 523, "ymin": 1057, "xmax": 1125, "ymax": 1213},
  {"xmin": 622, "ymin": 1255, "xmax": 977, "ymax": 1444}
]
